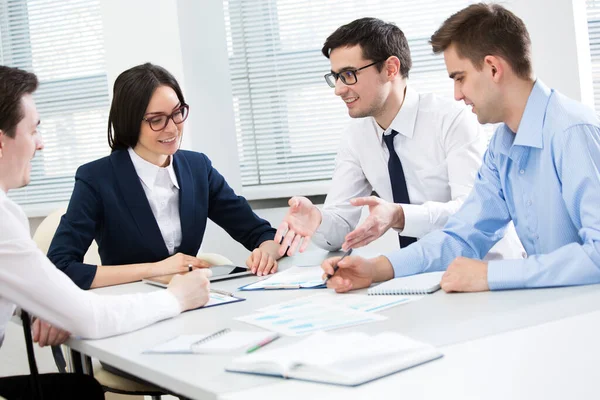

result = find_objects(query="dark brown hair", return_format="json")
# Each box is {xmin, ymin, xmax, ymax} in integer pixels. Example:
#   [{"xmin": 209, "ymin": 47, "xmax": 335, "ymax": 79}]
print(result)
[
  {"xmin": 0, "ymin": 66, "xmax": 39, "ymax": 138},
  {"xmin": 430, "ymin": 3, "xmax": 532, "ymax": 79},
  {"xmin": 322, "ymin": 17, "xmax": 412, "ymax": 78},
  {"xmin": 108, "ymin": 63, "xmax": 186, "ymax": 151}
]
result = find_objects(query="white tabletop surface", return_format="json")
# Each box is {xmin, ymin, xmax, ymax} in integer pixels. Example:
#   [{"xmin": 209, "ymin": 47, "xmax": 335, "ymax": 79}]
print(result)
[
  {"xmin": 65, "ymin": 249, "xmax": 600, "ymax": 399},
  {"xmin": 223, "ymin": 308, "xmax": 600, "ymax": 400}
]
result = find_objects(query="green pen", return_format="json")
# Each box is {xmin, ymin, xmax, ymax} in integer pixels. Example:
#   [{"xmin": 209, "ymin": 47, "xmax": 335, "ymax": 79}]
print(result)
[{"xmin": 246, "ymin": 334, "xmax": 281, "ymax": 353}]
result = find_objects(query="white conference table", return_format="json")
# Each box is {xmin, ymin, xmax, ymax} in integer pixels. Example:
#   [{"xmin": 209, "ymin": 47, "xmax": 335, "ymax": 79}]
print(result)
[{"xmin": 66, "ymin": 249, "xmax": 600, "ymax": 400}]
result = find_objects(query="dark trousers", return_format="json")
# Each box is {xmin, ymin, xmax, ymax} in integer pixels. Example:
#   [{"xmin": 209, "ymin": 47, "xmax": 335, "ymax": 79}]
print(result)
[{"xmin": 0, "ymin": 373, "xmax": 104, "ymax": 400}]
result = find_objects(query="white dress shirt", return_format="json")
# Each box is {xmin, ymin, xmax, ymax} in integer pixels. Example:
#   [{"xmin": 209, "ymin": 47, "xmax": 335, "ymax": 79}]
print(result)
[
  {"xmin": 128, "ymin": 148, "xmax": 182, "ymax": 255},
  {"xmin": 0, "ymin": 189, "xmax": 181, "ymax": 347},
  {"xmin": 313, "ymin": 86, "xmax": 524, "ymax": 259}
]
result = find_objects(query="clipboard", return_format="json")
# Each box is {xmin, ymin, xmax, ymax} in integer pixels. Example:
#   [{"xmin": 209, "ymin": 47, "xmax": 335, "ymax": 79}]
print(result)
[{"xmin": 238, "ymin": 266, "xmax": 327, "ymax": 291}]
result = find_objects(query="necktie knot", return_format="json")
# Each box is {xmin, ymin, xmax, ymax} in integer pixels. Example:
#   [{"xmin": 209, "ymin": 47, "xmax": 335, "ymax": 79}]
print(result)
[{"xmin": 383, "ymin": 130, "xmax": 399, "ymax": 151}]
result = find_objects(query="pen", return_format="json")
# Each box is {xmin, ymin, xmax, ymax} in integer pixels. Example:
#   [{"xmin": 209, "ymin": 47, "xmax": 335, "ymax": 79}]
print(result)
[
  {"xmin": 246, "ymin": 334, "xmax": 281, "ymax": 353},
  {"xmin": 210, "ymin": 288, "xmax": 234, "ymax": 297},
  {"xmin": 323, "ymin": 248, "xmax": 353, "ymax": 284}
]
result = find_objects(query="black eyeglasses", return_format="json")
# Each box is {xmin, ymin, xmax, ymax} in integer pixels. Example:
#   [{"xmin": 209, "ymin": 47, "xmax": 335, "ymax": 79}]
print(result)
[
  {"xmin": 142, "ymin": 104, "xmax": 189, "ymax": 131},
  {"xmin": 324, "ymin": 61, "xmax": 382, "ymax": 88}
]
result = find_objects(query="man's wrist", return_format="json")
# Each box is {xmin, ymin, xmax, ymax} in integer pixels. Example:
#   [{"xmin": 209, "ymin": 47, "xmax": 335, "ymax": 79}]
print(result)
[
  {"xmin": 371, "ymin": 255, "xmax": 395, "ymax": 282},
  {"xmin": 392, "ymin": 203, "xmax": 405, "ymax": 230},
  {"xmin": 311, "ymin": 205, "xmax": 323, "ymax": 229}
]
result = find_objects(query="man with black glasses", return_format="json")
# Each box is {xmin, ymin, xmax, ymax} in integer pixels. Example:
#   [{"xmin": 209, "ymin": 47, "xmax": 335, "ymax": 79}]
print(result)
[{"xmin": 275, "ymin": 17, "xmax": 523, "ymax": 259}]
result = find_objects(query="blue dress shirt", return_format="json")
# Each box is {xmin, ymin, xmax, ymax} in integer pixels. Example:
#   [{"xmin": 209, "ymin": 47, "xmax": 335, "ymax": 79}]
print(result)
[{"xmin": 386, "ymin": 80, "xmax": 600, "ymax": 290}]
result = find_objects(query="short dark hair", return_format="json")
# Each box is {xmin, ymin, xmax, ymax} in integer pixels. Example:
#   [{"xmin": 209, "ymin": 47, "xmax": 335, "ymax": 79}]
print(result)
[
  {"xmin": 0, "ymin": 65, "xmax": 38, "ymax": 138},
  {"xmin": 108, "ymin": 63, "xmax": 186, "ymax": 151},
  {"xmin": 430, "ymin": 3, "xmax": 532, "ymax": 80},
  {"xmin": 322, "ymin": 17, "xmax": 412, "ymax": 78}
]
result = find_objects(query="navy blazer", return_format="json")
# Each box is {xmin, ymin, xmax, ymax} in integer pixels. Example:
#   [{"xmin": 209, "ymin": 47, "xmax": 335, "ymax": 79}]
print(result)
[{"xmin": 48, "ymin": 149, "xmax": 276, "ymax": 289}]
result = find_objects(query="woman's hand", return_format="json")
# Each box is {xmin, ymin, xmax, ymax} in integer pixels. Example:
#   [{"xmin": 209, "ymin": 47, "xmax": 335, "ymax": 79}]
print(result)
[
  {"xmin": 152, "ymin": 252, "xmax": 211, "ymax": 276},
  {"xmin": 246, "ymin": 241, "xmax": 280, "ymax": 276}
]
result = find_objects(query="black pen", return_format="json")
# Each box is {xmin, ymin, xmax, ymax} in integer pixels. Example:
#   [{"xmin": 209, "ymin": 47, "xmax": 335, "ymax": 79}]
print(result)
[{"xmin": 323, "ymin": 248, "xmax": 353, "ymax": 284}]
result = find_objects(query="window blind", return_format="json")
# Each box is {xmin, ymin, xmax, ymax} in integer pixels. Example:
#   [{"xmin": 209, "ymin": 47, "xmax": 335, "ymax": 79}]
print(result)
[
  {"xmin": 0, "ymin": 0, "xmax": 110, "ymax": 213},
  {"xmin": 224, "ymin": 0, "xmax": 477, "ymax": 188},
  {"xmin": 587, "ymin": 0, "xmax": 600, "ymax": 113}
]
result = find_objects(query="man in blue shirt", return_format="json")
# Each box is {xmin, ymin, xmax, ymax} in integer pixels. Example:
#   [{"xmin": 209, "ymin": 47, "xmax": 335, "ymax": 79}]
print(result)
[{"xmin": 322, "ymin": 3, "xmax": 600, "ymax": 293}]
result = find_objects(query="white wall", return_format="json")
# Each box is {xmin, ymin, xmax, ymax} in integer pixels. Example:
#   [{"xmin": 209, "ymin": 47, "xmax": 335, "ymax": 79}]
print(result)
[{"xmin": 505, "ymin": 0, "xmax": 593, "ymax": 105}]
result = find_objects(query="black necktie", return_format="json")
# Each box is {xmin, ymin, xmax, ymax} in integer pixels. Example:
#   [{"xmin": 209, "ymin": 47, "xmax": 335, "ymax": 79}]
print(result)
[{"xmin": 383, "ymin": 130, "xmax": 417, "ymax": 248}]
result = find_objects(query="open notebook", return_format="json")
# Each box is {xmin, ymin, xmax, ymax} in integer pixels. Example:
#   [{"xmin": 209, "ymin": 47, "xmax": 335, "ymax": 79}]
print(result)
[
  {"xmin": 368, "ymin": 271, "xmax": 445, "ymax": 295},
  {"xmin": 226, "ymin": 331, "xmax": 442, "ymax": 386}
]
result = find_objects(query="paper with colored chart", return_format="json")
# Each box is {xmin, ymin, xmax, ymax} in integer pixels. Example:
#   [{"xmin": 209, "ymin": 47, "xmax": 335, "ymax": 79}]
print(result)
[
  {"xmin": 257, "ymin": 292, "xmax": 421, "ymax": 314},
  {"xmin": 239, "ymin": 266, "xmax": 326, "ymax": 290},
  {"xmin": 236, "ymin": 303, "xmax": 387, "ymax": 336}
]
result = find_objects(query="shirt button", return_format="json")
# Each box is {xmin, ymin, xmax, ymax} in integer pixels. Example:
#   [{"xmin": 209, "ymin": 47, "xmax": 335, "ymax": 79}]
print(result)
[
  {"xmin": 519, "ymin": 169, "xmax": 525, "ymax": 174},
  {"xmin": 522, "ymin": 251, "xmax": 528, "ymax": 258},
  {"xmin": 527, "ymin": 200, "xmax": 532, "ymax": 206}
]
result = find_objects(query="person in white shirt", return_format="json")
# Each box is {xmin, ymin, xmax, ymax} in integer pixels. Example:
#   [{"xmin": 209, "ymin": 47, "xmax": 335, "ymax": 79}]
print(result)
[
  {"xmin": 0, "ymin": 65, "xmax": 212, "ymax": 399},
  {"xmin": 275, "ymin": 17, "xmax": 523, "ymax": 259}
]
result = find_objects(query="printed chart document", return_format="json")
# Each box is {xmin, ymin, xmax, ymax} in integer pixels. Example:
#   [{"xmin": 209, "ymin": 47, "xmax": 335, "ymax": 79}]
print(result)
[
  {"xmin": 226, "ymin": 331, "xmax": 442, "ymax": 386},
  {"xmin": 145, "ymin": 330, "xmax": 278, "ymax": 354},
  {"xmin": 237, "ymin": 303, "xmax": 387, "ymax": 336},
  {"xmin": 257, "ymin": 292, "xmax": 422, "ymax": 314},
  {"xmin": 203, "ymin": 291, "xmax": 245, "ymax": 308},
  {"xmin": 239, "ymin": 266, "xmax": 326, "ymax": 290}
]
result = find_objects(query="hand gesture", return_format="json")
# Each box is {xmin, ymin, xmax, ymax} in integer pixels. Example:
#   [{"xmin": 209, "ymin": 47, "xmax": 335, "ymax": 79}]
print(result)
[
  {"xmin": 342, "ymin": 196, "xmax": 403, "ymax": 251},
  {"xmin": 275, "ymin": 196, "xmax": 322, "ymax": 256},
  {"xmin": 167, "ymin": 269, "xmax": 213, "ymax": 311}
]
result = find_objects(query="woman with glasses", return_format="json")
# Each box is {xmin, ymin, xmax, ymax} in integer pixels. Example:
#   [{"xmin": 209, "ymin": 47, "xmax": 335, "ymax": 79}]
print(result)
[{"xmin": 47, "ymin": 63, "xmax": 282, "ymax": 290}]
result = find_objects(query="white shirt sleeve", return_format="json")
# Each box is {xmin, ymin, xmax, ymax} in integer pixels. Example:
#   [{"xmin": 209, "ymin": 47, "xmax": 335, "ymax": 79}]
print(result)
[
  {"xmin": 0, "ymin": 196, "xmax": 181, "ymax": 339},
  {"xmin": 312, "ymin": 133, "xmax": 373, "ymax": 251},
  {"xmin": 400, "ymin": 107, "xmax": 486, "ymax": 238}
]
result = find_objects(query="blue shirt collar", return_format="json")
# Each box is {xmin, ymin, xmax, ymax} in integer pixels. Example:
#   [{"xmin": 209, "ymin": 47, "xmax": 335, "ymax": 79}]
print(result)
[{"xmin": 496, "ymin": 79, "xmax": 552, "ymax": 156}]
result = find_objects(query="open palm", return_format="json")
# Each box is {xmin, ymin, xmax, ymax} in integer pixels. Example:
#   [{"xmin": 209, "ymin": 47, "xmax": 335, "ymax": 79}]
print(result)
[{"xmin": 275, "ymin": 196, "xmax": 321, "ymax": 256}]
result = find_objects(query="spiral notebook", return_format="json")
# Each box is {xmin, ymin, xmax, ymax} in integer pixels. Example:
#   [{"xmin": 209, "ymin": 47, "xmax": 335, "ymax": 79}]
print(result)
[
  {"xmin": 144, "ymin": 328, "xmax": 279, "ymax": 354},
  {"xmin": 368, "ymin": 271, "xmax": 445, "ymax": 295}
]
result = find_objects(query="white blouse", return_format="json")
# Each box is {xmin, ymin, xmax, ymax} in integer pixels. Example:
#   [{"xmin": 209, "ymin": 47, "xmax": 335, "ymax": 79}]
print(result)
[{"xmin": 128, "ymin": 148, "xmax": 182, "ymax": 255}]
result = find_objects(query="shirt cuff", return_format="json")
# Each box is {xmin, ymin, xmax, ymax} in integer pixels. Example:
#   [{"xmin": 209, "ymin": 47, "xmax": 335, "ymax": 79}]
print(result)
[
  {"xmin": 383, "ymin": 244, "xmax": 425, "ymax": 278},
  {"xmin": 150, "ymin": 289, "xmax": 184, "ymax": 315},
  {"xmin": 313, "ymin": 210, "xmax": 339, "ymax": 249},
  {"xmin": 400, "ymin": 203, "xmax": 430, "ymax": 238},
  {"xmin": 487, "ymin": 259, "xmax": 527, "ymax": 290},
  {"xmin": 256, "ymin": 229, "xmax": 276, "ymax": 248}
]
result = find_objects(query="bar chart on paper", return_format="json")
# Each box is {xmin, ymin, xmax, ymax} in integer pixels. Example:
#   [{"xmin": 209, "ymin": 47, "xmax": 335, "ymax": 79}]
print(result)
[
  {"xmin": 236, "ymin": 303, "xmax": 387, "ymax": 336},
  {"xmin": 257, "ymin": 292, "xmax": 421, "ymax": 314}
]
